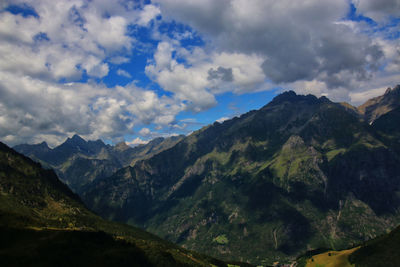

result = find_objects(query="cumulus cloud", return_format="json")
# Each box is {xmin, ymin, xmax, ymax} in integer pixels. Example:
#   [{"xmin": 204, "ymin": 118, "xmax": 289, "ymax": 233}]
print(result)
[
  {"xmin": 139, "ymin": 127, "xmax": 151, "ymax": 136},
  {"xmin": 155, "ymin": 0, "xmax": 399, "ymax": 101},
  {"xmin": 145, "ymin": 41, "xmax": 268, "ymax": 111},
  {"xmin": 0, "ymin": 0, "xmax": 176, "ymax": 146}
]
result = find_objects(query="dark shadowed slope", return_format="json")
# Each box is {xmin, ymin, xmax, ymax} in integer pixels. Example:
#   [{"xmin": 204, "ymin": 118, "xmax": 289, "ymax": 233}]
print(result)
[{"xmin": 0, "ymin": 142, "xmax": 234, "ymax": 267}]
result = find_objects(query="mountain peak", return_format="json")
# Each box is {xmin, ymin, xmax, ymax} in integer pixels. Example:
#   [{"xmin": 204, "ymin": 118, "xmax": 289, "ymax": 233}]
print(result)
[
  {"xmin": 63, "ymin": 134, "xmax": 86, "ymax": 146},
  {"xmin": 384, "ymin": 84, "xmax": 400, "ymax": 95},
  {"xmin": 115, "ymin": 141, "xmax": 130, "ymax": 151},
  {"xmin": 358, "ymin": 84, "xmax": 400, "ymax": 123},
  {"xmin": 38, "ymin": 141, "xmax": 49, "ymax": 148},
  {"xmin": 71, "ymin": 134, "xmax": 85, "ymax": 141},
  {"xmin": 267, "ymin": 90, "xmax": 322, "ymax": 107}
]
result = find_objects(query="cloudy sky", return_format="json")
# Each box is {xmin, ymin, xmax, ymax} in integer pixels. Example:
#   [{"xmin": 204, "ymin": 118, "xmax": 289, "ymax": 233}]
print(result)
[{"xmin": 0, "ymin": 0, "xmax": 399, "ymax": 146}]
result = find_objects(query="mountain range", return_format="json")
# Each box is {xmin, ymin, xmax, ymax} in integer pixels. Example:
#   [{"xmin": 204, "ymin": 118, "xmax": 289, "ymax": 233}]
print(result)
[
  {"xmin": 0, "ymin": 141, "xmax": 241, "ymax": 266},
  {"xmin": 14, "ymin": 85, "xmax": 400, "ymax": 265},
  {"xmin": 14, "ymin": 135, "xmax": 184, "ymax": 194}
]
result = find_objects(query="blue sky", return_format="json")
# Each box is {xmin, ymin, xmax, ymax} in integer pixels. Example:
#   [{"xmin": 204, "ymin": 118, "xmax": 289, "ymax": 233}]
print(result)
[{"xmin": 0, "ymin": 0, "xmax": 399, "ymax": 146}]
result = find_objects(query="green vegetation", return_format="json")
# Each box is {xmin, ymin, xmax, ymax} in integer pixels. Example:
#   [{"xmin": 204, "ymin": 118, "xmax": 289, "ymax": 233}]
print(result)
[{"xmin": 213, "ymin": 235, "xmax": 229, "ymax": 245}]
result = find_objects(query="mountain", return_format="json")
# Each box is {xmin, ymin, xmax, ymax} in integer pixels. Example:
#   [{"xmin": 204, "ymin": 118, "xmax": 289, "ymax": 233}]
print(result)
[
  {"xmin": 358, "ymin": 85, "xmax": 400, "ymax": 123},
  {"xmin": 82, "ymin": 89, "xmax": 400, "ymax": 265},
  {"xmin": 0, "ymin": 142, "xmax": 234, "ymax": 266},
  {"xmin": 14, "ymin": 135, "xmax": 184, "ymax": 193}
]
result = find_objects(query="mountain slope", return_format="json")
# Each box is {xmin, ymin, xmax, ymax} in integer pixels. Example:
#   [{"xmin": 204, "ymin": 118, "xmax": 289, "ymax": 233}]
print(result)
[
  {"xmin": 0, "ymin": 142, "xmax": 232, "ymax": 267},
  {"xmin": 83, "ymin": 90, "xmax": 400, "ymax": 265},
  {"xmin": 14, "ymin": 135, "xmax": 184, "ymax": 193}
]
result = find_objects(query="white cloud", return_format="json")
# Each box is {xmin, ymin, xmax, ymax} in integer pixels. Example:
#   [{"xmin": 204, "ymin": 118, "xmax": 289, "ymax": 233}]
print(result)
[
  {"xmin": 0, "ymin": 0, "xmax": 187, "ymax": 146},
  {"xmin": 145, "ymin": 41, "xmax": 269, "ymax": 112},
  {"xmin": 109, "ymin": 56, "xmax": 130, "ymax": 65},
  {"xmin": 139, "ymin": 127, "xmax": 151, "ymax": 136},
  {"xmin": 117, "ymin": 69, "xmax": 132, "ymax": 78},
  {"xmin": 137, "ymin": 4, "xmax": 161, "ymax": 26},
  {"xmin": 126, "ymin": 137, "xmax": 149, "ymax": 146},
  {"xmin": 216, "ymin": 117, "xmax": 230, "ymax": 123}
]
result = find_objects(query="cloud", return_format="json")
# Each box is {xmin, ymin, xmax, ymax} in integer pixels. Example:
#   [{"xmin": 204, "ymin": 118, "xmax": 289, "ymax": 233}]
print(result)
[
  {"xmin": 117, "ymin": 69, "xmax": 132, "ymax": 78},
  {"xmin": 0, "ymin": 68, "xmax": 183, "ymax": 146},
  {"xmin": 0, "ymin": 0, "xmax": 177, "ymax": 146},
  {"xmin": 1, "ymin": 0, "xmax": 399, "ymax": 147},
  {"xmin": 126, "ymin": 137, "xmax": 149, "ymax": 146},
  {"xmin": 155, "ymin": 0, "xmax": 398, "ymax": 98},
  {"xmin": 139, "ymin": 127, "xmax": 151, "ymax": 136},
  {"xmin": 109, "ymin": 56, "xmax": 130, "ymax": 65},
  {"xmin": 145, "ymin": 41, "xmax": 268, "ymax": 111},
  {"xmin": 216, "ymin": 117, "xmax": 230, "ymax": 123},
  {"xmin": 137, "ymin": 4, "xmax": 161, "ymax": 26},
  {"xmin": 208, "ymin": 67, "xmax": 233, "ymax": 82},
  {"xmin": 354, "ymin": 0, "xmax": 400, "ymax": 22}
]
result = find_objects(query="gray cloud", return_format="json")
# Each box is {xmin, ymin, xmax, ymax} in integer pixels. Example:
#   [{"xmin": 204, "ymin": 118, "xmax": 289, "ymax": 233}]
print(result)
[
  {"xmin": 355, "ymin": 0, "xmax": 400, "ymax": 22},
  {"xmin": 207, "ymin": 67, "xmax": 233, "ymax": 82},
  {"xmin": 155, "ymin": 0, "xmax": 395, "ymax": 90}
]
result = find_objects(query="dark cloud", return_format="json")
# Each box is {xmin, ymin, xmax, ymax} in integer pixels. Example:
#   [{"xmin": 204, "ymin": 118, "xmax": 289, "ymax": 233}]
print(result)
[{"xmin": 207, "ymin": 66, "xmax": 233, "ymax": 82}]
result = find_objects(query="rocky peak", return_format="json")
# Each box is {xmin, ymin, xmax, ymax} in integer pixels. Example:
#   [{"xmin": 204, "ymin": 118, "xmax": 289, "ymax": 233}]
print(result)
[
  {"xmin": 358, "ymin": 84, "xmax": 400, "ymax": 123},
  {"xmin": 266, "ymin": 90, "xmax": 324, "ymax": 108},
  {"xmin": 115, "ymin": 141, "xmax": 130, "ymax": 151}
]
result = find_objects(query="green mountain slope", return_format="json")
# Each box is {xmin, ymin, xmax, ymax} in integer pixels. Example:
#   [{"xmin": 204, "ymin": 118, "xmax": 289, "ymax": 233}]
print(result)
[
  {"xmin": 0, "ymin": 142, "xmax": 234, "ymax": 267},
  {"xmin": 83, "ymin": 90, "xmax": 400, "ymax": 265},
  {"xmin": 14, "ymin": 135, "xmax": 184, "ymax": 193}
]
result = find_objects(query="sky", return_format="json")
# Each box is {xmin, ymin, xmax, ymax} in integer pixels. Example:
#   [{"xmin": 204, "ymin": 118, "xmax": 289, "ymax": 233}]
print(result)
[{"xmin": 0, "ymin": 0, "xmax": 399, "ymax": 147}]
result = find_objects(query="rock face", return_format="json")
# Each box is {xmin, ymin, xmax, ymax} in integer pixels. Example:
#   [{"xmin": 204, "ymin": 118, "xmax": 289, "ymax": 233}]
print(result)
[
  {"xmin": 14, "ymin": 135, "xmax": 184, "ymax": 193},
  {"xmin": 82, "ymin": 89, "xmax": 400, "ymax": 265}
]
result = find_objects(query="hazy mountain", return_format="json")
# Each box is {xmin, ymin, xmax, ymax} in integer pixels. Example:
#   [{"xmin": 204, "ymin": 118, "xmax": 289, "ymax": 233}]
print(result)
[
  {"xmin": 82, "ymin": 88, "xmax": 400, "ymax": 265},
  {"xmin": 0, "ymin": 142, "xmax": 233, "ymax": 267},
  {"xmin": 14, "ymin": 135, "xmax": 184, "ymax": 193}
]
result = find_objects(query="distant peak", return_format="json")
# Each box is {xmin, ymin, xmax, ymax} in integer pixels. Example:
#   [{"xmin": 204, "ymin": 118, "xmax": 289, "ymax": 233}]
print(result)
[
  {"xmin": 384, "ymin": 85, "xmax": 400, "ymax": 96},
  {"xmin": 115, "ymin": 141, "xmax": 130, "ymax": 151},
  {"xmin": 71, "ymin": 134, "xmax": 84, "ymax": 141},
  {"xmin": 62, "ymin": 134, "xmax": 86, "ymax": 146},
  {"xmin": 38, "ymin": 141, "xmax": 49, "ymax": 148}
]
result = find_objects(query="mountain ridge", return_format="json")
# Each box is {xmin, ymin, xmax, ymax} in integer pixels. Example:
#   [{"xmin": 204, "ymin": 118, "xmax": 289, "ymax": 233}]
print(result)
[
  {"xmin": 82, "ymin": 87, "xmax": 400, "ymax": 265},
  {"xmin": 14, "ymin": 135, "xmax": 185, "ymax": 193}
]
